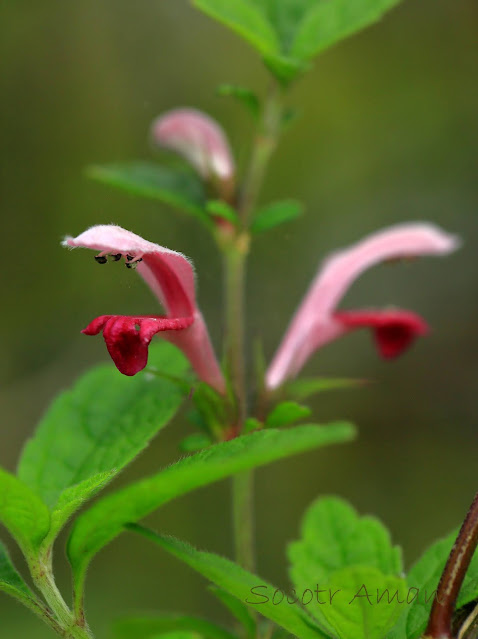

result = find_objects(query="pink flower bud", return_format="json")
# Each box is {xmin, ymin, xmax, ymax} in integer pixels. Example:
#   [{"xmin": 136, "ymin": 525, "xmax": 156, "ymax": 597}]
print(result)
[{"xmin": 151, "ymin": 108, "xmax": 235, "ymax": 198}]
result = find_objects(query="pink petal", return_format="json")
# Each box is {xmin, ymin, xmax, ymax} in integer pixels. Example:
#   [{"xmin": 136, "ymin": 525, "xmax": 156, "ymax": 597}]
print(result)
[
  {"xmin": 65, "ymin": 225, "xmax": 226, "ymax": 393},
  {"xmin": 151, "ymin": 108, "xmax": 235, "ymax": 184},
  {"xmin": 64, "ymin": 225, "xmax": 195, "ymax": 317},
  {"xmin": 266, "ymin": 223, "xmax": 459, "ymax": 389}
]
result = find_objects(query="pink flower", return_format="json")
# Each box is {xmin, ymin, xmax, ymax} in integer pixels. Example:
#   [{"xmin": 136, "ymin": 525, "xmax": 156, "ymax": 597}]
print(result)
[
  {"xmin": 151, "ymin": 108, "xmax": 235, "ymax": 199},
  {"xmin": 266, "ymin": 223, "xmax": 460, "ymax": 390},
  {"xmin": 63, "ymin": 225, "xmax": 226, "ymax": 394}
]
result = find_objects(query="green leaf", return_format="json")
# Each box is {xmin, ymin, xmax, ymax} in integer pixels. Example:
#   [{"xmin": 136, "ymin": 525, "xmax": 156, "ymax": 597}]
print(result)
[
  {"xmin": 192, "ymin": 0, "xmax": 280, "ymax": 59},
  {"xmin": 243, "ymin": 417, "xmax": 262, "ymax": 433},
  {"xmin": 0, "ymin": 540, "xmax": 38, "ymax": 605},
  {"xmin": 265, "ymin": 401, "xmax": 312, "ymax": 428},
  {"xmin": 209, "ymin": 586, "xmax": 256, "ymax": 638},
  {"xmin": 87, "ymin": 162, "xmax": 211, "ymax": 226},
  {"xmin": 150, "ymin": 634, "xmax": 200, "ymax": 639},
  {"xmin": 18, "ymin": 342, "xmax": 188, "ymax": 529},
  {"xmin": 67, "ymin": 423, "xmax": 355, "ymax": 594},
  {"xmin": 192, "ymin": 383, "xmax": 229, "ymax": 437},
  {"xmin": 0, "ymin": 468, "xmax": 50, "ymax": 554},
  {"xmin": 128, "ymin": 526, "xmax": 327, "ymax": 639},
  {"xmin": 113, "ymin": 614, "xmax": 236, "ymax": 639},
  {"xmin": 400, "ymin": 530, "xmax": 478, "ymax": 639},
  {"xmin": 288, "ymin": 496, "xmax": 403, "ymax": 588},
  {"xmin": 47, "ymin": 471, "xmax": 115, "ymax": 544},
  {"xmin": 193, "ymin": 0, "xmax": 402, "ymax": 83},
  {"xmin": 251, "ymin": 200, "xmax": 303, "ymax": 235},
  {"xmin": 206, "ymin": 200, "xmax": 240, "ymax": 225},
  {"xmin": 290, "ymin": 0, "xmax": 402, "ymax": 62},
  {"xmin": 316, "ymin": 565, "xmax": 407, "ymax": 639},
  {"xmin": 179, "ymin": 434, "xmax": 213, "ymax": 453},
  {"xmin": 217, "ymin": 84, "xmax": 260, "ymax": 119},
  {"xmin": 287, "ymin": 376, "xmax": 365, "ymax": 401}
]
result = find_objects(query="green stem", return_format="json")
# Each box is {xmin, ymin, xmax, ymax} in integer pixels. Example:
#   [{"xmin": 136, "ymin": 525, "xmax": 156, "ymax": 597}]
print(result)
[
  {"xmin": 224, "ymin": 237, "xmax": 248, "ymax": 424},
  {"xmin": 29, "ymin": 550, "xmax": 94, "ymax": 639},
  {"xmin": 232, "ymin": 470, "xmax": 255, "ymax": 573},
  {"xmin": 238, "ymin": 82, "xmax": 283, "ymax": 225},
  {"xmin": 222, "ymin": 80, "xmax": 284, "ymax": 580}
]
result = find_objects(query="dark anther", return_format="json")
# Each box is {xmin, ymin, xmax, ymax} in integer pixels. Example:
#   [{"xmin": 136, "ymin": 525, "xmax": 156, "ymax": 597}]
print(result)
[
  {"xmin": 94, "ymin": 255, "xmax": 107, "ymax": 264},
  {"xmin": 125, "ymin": 258, "xmax": 143, "ymax": 269},
  {"xmin": 110, "ymin": 253, "xmax": 122, "ymax": 262},
  {"xmin": 126, "ymin": 254, "xmax": 134, "ymax": 261}
]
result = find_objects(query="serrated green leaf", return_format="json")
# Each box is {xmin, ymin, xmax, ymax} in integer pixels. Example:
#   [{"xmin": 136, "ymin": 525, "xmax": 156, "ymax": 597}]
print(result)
[
  {"xmin": 128, "ymin": 526, "xmax": 327, "ymax": 639},
  {"xmin": 18, "ymin": 343, "xmax": 188, "ymax": 527},
  {"xmin": 251, "ymin": 200, "xmax": 303, "ymax": 235},
  {"xmin": 179, "ymin": 434, "xmax": 213, "ymax": 453},
  {"xmin": 87, "ymin": 162, "xmax": 211, "ymax": 226},
  {"xmin": 206, "ymin": 200, "xmax": 240, "ymax": 225},
  {"xmin": 68, "ymin": 422, "xmax": 355, "ymax": 595},
  {"xmin": 400, "ymin": 529, "xmax": 478, "ymax": 639},
  {"xmin": 291, "ymin": 0, "xmax": 402, "ymax": 61},
  {"xmin": 0, "ymin": 468, "xmax": 50, "ymax": 554},
  {"xmin": 288, "ymin": 497, "xmax": 403, "ymax": 591},
  {"xmin": 210, "ymin": 586, "xmax": 256, "ymax": 638},
  {"xmin": 287, "ymin": 376, "xmax": 365, "ymax": 401},
  {"xmin": 265, "ymin": 401, "xmax": 311, "ymax": 428},
  {"xmin": 113, "ymin": 614, "xmax": 235, "ymax": 639},
  {"xmin": 217, "ymin": 84, "xmax": 260, "ymax": 118},
  {"xmin": 316, "ymin": 565, "xmax": 407, "ymax": 639}
]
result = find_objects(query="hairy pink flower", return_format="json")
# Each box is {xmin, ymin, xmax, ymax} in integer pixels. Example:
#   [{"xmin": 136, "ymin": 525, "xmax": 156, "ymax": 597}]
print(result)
[
  {"xmin": 266, "ymin": 223, "xmax": 460, "ymax": 390},
  {"xmin": 64, "ymin": 225, "xmax": 226, "ymax": 393},
  {"xmin": 151, "ymin": 108, "xmax": 235, "ymax": 196}
]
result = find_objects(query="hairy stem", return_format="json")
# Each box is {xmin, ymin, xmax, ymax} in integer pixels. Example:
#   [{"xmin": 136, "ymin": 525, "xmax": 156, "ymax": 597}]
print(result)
[
  {"xmin": 425, "ymin": 491, "xmax": 478, "ymax": 639},
  {"xmin": 29, "ymin": 550, "xmax": 94, "ymax": 639}
]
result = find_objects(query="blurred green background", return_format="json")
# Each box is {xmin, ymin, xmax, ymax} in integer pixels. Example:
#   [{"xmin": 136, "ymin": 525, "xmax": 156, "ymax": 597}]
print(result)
[{"xmin": 1, "ymin": 0, "xmax": 477, "ymax": 637}]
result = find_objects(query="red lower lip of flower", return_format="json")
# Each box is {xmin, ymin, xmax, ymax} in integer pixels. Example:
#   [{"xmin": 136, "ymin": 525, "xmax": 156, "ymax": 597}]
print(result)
[
  {"xmin": 82, "ymin": 314, "xmax": 194, "ymax": 376},
  {"xmin": 334, "ymin": 310, "xmax": 429, "ymax": 359}
]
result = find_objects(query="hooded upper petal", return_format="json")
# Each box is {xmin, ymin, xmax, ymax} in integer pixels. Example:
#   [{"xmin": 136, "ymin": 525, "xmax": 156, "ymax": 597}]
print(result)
[
  {"xmin": 151, "ymin": 108, "xmax": 235, "ymax": 184},
  {"xmin": 64, "ymin": 225, "xmax": 226, "ymax": 393},
  {"xmin": 64, "ymin": 224, "xmax": 195, "ymax": 317},
  {"xmin": 266, "ymin": 222, "xmax": 459, "ymax": 389}
]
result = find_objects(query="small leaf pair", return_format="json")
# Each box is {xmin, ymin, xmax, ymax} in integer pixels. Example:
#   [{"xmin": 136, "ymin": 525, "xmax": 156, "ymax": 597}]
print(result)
[{"xmin": 192, "ymin": 0, "xmax": 403, "ymax": 83}]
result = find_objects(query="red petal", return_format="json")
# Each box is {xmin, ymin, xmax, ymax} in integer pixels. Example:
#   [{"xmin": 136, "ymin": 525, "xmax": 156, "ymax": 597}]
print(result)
[
  {"xmin": 334, "ymin": 310, "xmax": 429, "ymax": 359},
  {"xmin": 82, "ymin": 314, "xmax": 193, "ymax": 376}
]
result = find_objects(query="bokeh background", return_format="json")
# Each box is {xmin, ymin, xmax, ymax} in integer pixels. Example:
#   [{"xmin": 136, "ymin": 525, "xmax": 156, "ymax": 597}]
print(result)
[{"xmin": 1, "ymin": 0, "xmax": 478, "ymax": 636}]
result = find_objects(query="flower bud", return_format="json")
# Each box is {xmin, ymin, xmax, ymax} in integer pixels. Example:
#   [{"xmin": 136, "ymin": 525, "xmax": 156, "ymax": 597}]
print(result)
[{"xmin": 151, "ymin": 108, "xmax": 235, "ymax": 199}]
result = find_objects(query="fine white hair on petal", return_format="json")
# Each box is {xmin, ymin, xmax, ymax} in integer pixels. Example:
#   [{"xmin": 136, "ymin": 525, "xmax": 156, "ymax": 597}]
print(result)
[{"xmin": 63, "ymin": 224, "xmax": 191, "ymax": 263}]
